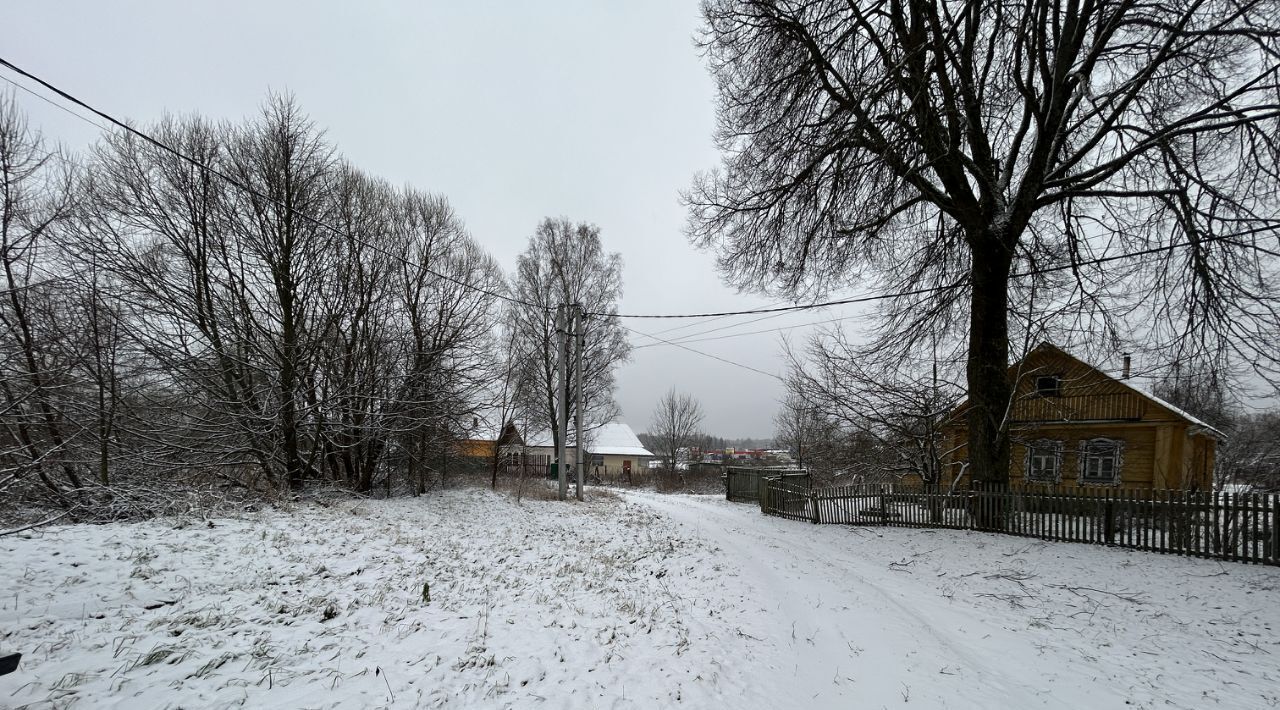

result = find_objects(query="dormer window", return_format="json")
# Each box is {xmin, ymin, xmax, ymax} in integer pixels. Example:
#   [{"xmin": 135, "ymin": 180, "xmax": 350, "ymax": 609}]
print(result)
[{"xmin": 1035, "ymin": 375, "xmax": 1062, "ymax": 397}]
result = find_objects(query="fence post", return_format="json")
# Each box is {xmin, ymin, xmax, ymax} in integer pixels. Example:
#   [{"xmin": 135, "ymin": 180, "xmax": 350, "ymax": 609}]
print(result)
[
  {"xmin": 810, "ymin": 487, "xmax": 820, "ymax": 524},
  {"xmin": 1104, "ymin": 491, "xmax": 1115, "ymax": 545},
  {"xmin": 1270, "ymin": 494, "xmax": 1279, "ymax": 565}
]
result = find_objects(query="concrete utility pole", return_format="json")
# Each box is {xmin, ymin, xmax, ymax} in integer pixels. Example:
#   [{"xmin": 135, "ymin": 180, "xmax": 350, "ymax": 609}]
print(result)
[
  {"xmin": 556, "ymin": 304, "xmax": 568, "ymax": 501},
  {"xmin": 574, "ymin": 304, "xmax": 585, "ymax": 501}
]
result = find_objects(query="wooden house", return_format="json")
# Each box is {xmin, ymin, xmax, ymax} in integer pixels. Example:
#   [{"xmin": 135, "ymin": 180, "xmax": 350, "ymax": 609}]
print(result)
[
  {"xmin": 455, "ymin": 421, "xmax": 523, "ymax": 461},
  {"xmin": 941, "ymin": 343, "xmax": 1221, "ymax": 490},
  {"xmin": 518, "ymin": 421, "xmax": 654, "ymax": 475}
]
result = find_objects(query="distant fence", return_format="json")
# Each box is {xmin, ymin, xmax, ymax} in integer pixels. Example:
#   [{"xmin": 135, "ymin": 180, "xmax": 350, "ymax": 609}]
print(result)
[
  {"xmin": 495, "ymin": 463, "xmax": 724, "ymax": 493},
  {"xmin": 601, "ymin": 465, "xmax": 726, "ymax": 494},
  {"xmin": 726, "ymin": 467, "xmax": 810, "ymax": 503},
  {"xmin": 759, "ymin": 480, "xmax": 1280, "ymax": 566}
]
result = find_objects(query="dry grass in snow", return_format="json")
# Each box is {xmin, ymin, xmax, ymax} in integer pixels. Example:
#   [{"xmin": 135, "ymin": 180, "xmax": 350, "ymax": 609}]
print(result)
[
  {"xmin": 2, "ymin": 488, "xmax": 731, "ymax": 709},
  {"xmin": 3, "ymin": 487, "xmax": 1279, "ymax": 709}
]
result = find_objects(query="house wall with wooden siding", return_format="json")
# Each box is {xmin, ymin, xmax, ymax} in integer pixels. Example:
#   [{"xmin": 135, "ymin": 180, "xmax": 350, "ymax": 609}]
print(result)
[
  {"xmin": 941, "ymin": 344, "xmax": 1217, "ymax": 491},
  {"xmin": 518, "ymin": 448, "xmax": 652, "ymax": 472},
  {"xmin": 455, "ymin": 440, "xmax": 496, "ymax": 459}
]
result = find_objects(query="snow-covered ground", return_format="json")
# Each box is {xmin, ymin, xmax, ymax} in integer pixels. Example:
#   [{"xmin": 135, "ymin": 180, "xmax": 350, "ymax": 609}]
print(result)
[{"xmin": 3, "ymin": 489, "xmax": 1278, "ymax": 709}]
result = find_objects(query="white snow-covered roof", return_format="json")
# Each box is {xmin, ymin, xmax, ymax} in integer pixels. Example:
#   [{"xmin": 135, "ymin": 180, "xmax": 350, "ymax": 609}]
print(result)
[
  {"xmin": 523, "ymin": 420, "xmax": 653, "ymax": 457},
  {"xmin": 587, "ymin": 421, "xmax": 654, "ymax": 457},
  {"xmin": 1123, "ymin": 378, "xmax": 1220, "ymax": 434}
]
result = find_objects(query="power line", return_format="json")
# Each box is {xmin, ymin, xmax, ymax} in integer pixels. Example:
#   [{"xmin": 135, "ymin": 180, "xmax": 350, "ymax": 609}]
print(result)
[
  {"xmin": 0, "ymin": 73, "xmax": 112, "ymax": 133},
  {"xmin": 621, "ymin": 323, "xmax": 784, "ymax": 381},
  {"xmin": 635, "ymin": 306, "xmax": 815, "ymax": 349},
  {"xmin": 633, "ymin": 311, "xmax": 861, "ymax": 349},
  {"xmin": 607, "ymin": 282, "xmax": 959, "ymax": 320},
  {"xmin": 591, "ymin": 230, "xmax": 1274, "ymax": 320},
  {"xmin": 6, "ymin": 56, "xmax": 1273, "ymax": 329},
  {"xmin": 643, "ymin": 298, "xmax": 791, "ymax": 338},
  {"xmin": 0, "ymin": 56, "xmax": 541, "ymax": 312}
]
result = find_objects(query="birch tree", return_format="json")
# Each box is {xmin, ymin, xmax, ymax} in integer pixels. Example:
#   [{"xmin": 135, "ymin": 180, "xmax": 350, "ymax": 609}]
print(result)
[{"xmin": 508, "ymin": 218, "xmax": 631, "ymax": 452}]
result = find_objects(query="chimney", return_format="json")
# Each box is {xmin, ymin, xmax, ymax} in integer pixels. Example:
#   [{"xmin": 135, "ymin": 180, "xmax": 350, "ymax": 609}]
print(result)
[{"xmin": 1122, "ymin": 353, "xmax": 1131, "ymax": 380}]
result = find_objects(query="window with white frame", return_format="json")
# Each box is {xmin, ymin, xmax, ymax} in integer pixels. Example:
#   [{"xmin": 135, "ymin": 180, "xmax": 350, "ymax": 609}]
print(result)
[
  {"xmin": 1078, "ymin": 438, "xmax": 1124, "ymax": 485},
  {"xmin": 1025, "ymin": 440, "xmax": 1063, "ymax": 483}
]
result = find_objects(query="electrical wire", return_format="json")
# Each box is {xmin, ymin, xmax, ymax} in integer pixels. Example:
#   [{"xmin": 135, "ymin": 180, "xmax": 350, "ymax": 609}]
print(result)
[
  {"xmin": 0, "ymin": 56, "xmax": 541, "ymax": 312},
  {"xmin": 620, "ymin": 323, "xmax": 784, "ymax": 381},
  {"xmin": 642, "ymin": 298, "xmax": 791, "ymax": 338},
  {"xmin": 0, "ymin": 73, "xmax": 112, "ymax": 133},
  {"xmin": 632, "ymin": 310, "xmax": 861, "ymax": 350},
  {"xmin": 5, "ymin": 56, "xmax": 1274, "ymax": 333},
  {"xmin": 592, "ymin": 232, "xmax": 1275, "ymax": 320}
]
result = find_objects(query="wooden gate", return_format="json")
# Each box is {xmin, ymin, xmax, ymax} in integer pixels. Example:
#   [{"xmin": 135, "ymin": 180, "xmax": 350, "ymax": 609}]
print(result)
[{"xmin": 725, "ymin": 467, "xmax": 809, "ymax": 503}]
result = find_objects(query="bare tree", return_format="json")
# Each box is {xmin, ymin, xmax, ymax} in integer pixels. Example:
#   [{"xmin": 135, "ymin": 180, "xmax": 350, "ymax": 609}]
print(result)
[
  {"xmin": 508, "ymin": 218, "xmax": 631, "ymax": 452},
  {"xmin": 688, "ymin": 0, "xmax": 1280, "ymax": 501},
  {"xmin": 649, "ymin": 388, "xmax": 705, "ymax": 474},
  {"xmin": 60, "ymin": 95, "xmax": 504, "ymax": 498},
  {"xmin": 1217, "ymin": 410, "xmax": 1280, "ymax": 490},
  {"xmin": 784, "ymin": 329, "xmax": 959, "ymax": 487},
  {"xmin": 1152, "ymin": 367, "xmax": 1231, "ymax": 431},
  {"xmin": 384, "ymin": 190, "xmax": 505, "ymax": 493},
  {"xmin": 0, "ymin": 90, "xmax": 83, "ymax": 500},
  {"xmin": 773, "ymin": 390, "xmax": 846, "ymax": 481}
]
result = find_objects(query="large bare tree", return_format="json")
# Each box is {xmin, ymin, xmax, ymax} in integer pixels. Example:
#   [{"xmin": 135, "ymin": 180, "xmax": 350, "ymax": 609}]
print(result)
[
  {"xmin": 54, "ymin": 96, "xmax": 503, "ymax": 498},
  {"xmin": 688, "ymin": 0, "xmax": 1280, "ymax": 494},
  {"xmin": 508, "ymin": 218, "xmax": 631, "ymax": 452}
]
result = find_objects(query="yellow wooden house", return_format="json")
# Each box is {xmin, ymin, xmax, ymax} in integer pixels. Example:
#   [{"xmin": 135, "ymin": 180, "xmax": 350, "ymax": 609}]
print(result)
[
  {"xmin": 942, "ymin": 343, "xmax": 1221, "ymax": 490},
  {"xmin": 454, "ymin": 421, "xmax": 523, "ymax": 461}
]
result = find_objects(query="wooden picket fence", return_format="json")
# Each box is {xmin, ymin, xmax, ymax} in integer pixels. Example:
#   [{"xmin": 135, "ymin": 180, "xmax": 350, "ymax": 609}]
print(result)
[
  {"xmin": 725, "ymin": 467, "xmax": 810, "ymax": 503},
  {"xmin": 758, "ymin": 479, "xmax": 1280, "ymax": 566}
]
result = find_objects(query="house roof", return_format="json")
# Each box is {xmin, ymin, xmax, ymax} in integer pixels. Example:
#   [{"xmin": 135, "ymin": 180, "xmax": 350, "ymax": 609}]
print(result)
[
  {"xmin": 949, "ymin": 342, "xmax": 1225, "ymax": 438},
  {"xmin": 522, "ymin": 420, "xmax": 654, "ymax": 457},
  {"xmin": 1037, "ymin": 343, "xmax": 1224, "ymax": 437},
  {"xmin": 1109, "ymin": 376, "xmax": 1220, "ymax": 434}
]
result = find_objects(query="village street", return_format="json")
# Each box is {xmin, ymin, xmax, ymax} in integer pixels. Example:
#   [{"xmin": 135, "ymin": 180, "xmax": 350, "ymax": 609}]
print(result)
[
  {"xmin": 626, "ymin": 492, "xmax": 1280, "ymax": 709},
  {"xmin": 3, "ymin": 489, "xmax": 1277, "ymax": 709}
]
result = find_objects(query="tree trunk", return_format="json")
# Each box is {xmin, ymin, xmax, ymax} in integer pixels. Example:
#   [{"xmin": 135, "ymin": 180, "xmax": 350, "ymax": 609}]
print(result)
[{"xmin": 966, "ymin": 235, "xmax": 1014, "ymax": 528}]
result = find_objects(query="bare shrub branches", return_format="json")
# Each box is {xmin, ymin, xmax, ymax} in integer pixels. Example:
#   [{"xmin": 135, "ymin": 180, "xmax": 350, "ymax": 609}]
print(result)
[{"xmin": 1, "ymin": 90, "xmax": 508, "ymax": 516}]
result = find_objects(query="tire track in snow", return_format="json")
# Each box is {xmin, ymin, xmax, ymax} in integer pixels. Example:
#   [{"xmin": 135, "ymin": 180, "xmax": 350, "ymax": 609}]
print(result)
[{"xmin": 623, "ymin": 492, "xmax": 1076, "ymax": 709}]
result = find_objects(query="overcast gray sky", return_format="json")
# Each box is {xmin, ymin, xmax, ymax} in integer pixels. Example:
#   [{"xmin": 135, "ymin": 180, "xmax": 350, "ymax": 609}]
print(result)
[{"xmin": 4, "ymin": 0, "xmax": 877, "ymax": 438}]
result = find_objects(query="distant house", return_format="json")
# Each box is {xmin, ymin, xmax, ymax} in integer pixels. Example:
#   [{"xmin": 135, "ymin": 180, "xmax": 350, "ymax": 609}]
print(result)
[
  {"xmin": 942, "ymin": 342, "xmax": 1222, "ymax": 490},
  {"xmin": 517, "ymin": 420, "xmax": 654, "ymax": 475},
  {"xmin": 456, "ymin": 420, "xmax": 525, "ymax": 464}
]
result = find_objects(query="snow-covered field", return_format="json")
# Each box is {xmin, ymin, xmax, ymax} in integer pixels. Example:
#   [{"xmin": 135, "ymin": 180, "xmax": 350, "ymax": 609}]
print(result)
[{"xmin": 3, "ymin": 488, "xmax": 1278, "ymax": 709}]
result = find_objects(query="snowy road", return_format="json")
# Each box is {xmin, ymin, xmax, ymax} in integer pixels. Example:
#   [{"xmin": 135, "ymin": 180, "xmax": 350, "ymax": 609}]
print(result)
[
  {"xmin": 3, "ymin": 489, "xmax": 1277, "ymax": 709},
  {"xmin": 626, "ymin": 492, "xmax": 1071, "ymax": 709},
  {"xmin": 623, "ymin": 491, "xmax": 1280, "ymax": 710}
]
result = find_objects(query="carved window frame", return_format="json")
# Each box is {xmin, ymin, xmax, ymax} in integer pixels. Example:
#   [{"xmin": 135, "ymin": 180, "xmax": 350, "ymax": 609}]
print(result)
[
  {"xmin": 1078, "ymin": 437, "xmax": 1125, "ymax": 485},
  {"xmin": 1024, "ymin": 439, "xmax": 1064, "ymax": 483}
]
